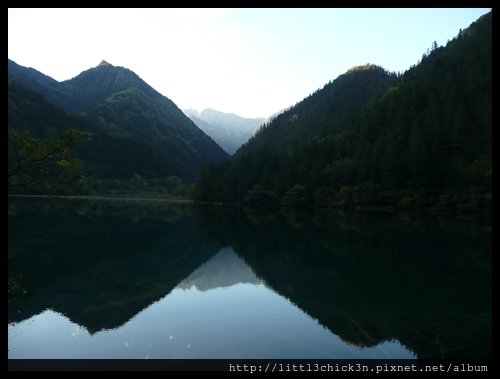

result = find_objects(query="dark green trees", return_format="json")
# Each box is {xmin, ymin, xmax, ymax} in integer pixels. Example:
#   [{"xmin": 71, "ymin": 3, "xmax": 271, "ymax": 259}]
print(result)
[
  {"xmin": 8, "ymin": 60, "xmax": 228, "ymax": 182},
  {"xmin": 194, "ymin": 12, "xmax": 491, "ymax": 213},
  {"xmin": 8, "ymin": 127, "xmax": 92, "ymax": 188},
  {"xmin": 8, "ymin": 82, "xmax": 93, "ymax": 190}
]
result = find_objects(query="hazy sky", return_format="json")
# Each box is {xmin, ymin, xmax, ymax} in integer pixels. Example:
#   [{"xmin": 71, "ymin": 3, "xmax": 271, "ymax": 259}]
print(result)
[{"xmin": 8, "ymin": 8, "xmax": 490, "ymax": 118}]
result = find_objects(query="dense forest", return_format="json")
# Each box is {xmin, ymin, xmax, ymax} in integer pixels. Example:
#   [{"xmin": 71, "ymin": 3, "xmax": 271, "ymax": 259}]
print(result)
[
  {"xmin": 193, "ymin": 12, "xmax": 491, "ymax": 212},
  {"xmin": 8, "ymin": 12, "xmax": 491, "ymax": 212},
  {"xmin": 8, "ymin": 60, "xmax": 228, "ymax": 186}
]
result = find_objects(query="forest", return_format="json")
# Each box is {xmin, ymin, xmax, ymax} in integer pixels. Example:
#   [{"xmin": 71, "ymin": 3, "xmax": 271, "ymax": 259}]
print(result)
[{"xmin": 193, "ymin": 12, "xmax": 491, "ymax": 213}]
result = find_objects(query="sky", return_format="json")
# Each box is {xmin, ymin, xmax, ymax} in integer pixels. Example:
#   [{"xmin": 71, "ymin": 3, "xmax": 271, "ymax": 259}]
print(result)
[{"xmin": 8, "ymin": 8, "xmax": 490, "ymax": 119}]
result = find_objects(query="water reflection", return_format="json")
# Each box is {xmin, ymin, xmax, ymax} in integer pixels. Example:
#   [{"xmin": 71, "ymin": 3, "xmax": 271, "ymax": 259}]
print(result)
[
  {"xmin": 194, "ymin": 207, "xmax": 491, "ymax": 359},
  {"xmin": 8, "ymin": 198, "xmax": 490, "ymax": 358},
  {"xmin": 178, "ymin": 247, "xmax": 261, "ymax": 290},
  {"xmin": 9, "ymin": 244, "xmax": 414, "ymax": 359}
]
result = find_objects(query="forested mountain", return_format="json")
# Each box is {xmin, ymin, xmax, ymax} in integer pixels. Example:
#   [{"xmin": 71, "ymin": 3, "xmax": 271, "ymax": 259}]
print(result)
[
  {"xmin": 8, "ymin": 59, "xmax": 75, "ymax": 110},
  {"xmin": 194, "ymin": 12, "xmax": 491, "ymax": 212},
  {"xmin": 8, "ymin": 200, "xmax": 219, "ymax": 333},
  {"xmin": 184, "ymin": 108, "xmax": 265, "ymax": 154},
  {"xmin": 8, "ymin": 60, "xmax": 228, "ymax": 182},
  {"xmin": 241, "ymin": 64, "xmax": 396, "ymax": 153}
]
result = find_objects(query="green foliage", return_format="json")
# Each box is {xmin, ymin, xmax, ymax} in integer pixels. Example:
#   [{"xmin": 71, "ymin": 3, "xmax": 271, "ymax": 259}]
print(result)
[
  {"xmin": 76, "ymin": 176, "xmax": 192, "ymax": 198},
  {"xmin": 8, "ymin": 127, "xmax": 92, "ymax": 188},
  {"xmin": 312, "ymin": 186, "xmax": 332, "ymax": 208},
  {"xmin": 281, "ymin": 184, "xmax": 309, "ymax": 208},
  {"xmin": 194, "ymin": 12, "xmax": 491, "ymax": 213},
  {"xmin": 243, "ymin": 185, "xmax": 278, "ymax": 209},
  {"xmin": 337, "ymin": 186, "xmax": 360, "ymax": 208},
  {"xmin": 241, "ymin": 64, "xmax": 396, "ymax": 154},
  {"xmin": 8, "ymin": 61, "xmax": 228, "ymax": 181}
]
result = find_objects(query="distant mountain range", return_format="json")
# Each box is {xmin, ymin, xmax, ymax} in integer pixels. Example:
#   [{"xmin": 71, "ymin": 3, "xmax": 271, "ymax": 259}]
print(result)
[
  {"xmin": 183, "ymin": 108, "xmax": 265, "ymax": 155},
  {"xmin": 8, "ymin": 60, "xmax": 228, "ymax": 181},
  {"xmin": 177, "ymin": 247, "xmax": 260, "ymax": 291}
]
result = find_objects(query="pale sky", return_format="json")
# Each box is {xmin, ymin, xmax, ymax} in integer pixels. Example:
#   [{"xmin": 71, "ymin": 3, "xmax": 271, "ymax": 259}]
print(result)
[{"xmin": 8, "ymin": 8, "xmax": 490, "ymax": 119}]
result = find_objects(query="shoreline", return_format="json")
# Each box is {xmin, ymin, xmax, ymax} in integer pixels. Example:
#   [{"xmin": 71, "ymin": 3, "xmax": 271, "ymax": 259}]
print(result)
[{"xmin": 8, "ymin": 194, "xmax": 193, "ymax": 203}]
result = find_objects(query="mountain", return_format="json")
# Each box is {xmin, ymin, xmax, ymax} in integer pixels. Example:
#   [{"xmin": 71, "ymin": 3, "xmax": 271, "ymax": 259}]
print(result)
[
  {"xmin": 8, "ymin": 60, "xmax": 228, "ymax": 181},
  {"xmin": 240, "ymin": 64, "xmax": 396, "ymax": 153},
  {"xmin": 8, "ymin": 200, "xmax": 220, "ymax": 333},
  {"xmin": 193, "ymin": 64, "xmax": 395, "ymax": 202},
  {"xmin": 195, "ymin": 207, "xmax": 491, "ymax": 358},
  {"xmin": 177, "ymin": 247, "xmax": 260, "ymax": 291},
  {"xmin": 8, "ymin": 59, "xmax": 75, "ymax": 110},
  {"xmin": 184, "ymin": 108, "xmax": 265, "ymax": 154},
  {"xmin": 194, "ymin": 12, "xmax": 491, "ymax": 212}
]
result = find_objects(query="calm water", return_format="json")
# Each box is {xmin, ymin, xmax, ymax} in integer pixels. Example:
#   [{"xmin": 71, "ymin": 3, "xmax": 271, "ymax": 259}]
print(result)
[{"xmin": 8, "ymin": 198, "xmax": 491, "ymax": 359}]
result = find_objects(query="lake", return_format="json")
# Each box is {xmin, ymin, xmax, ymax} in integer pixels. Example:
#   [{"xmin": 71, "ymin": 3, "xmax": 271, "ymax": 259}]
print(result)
[{"xmin": 8, "ymin": 198, "xmax": 491, "ymax": 359}]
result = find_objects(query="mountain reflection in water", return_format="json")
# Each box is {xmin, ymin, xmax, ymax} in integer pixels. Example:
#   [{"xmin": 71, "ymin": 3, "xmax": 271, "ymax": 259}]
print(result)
[{"xmin": 8, "ymin": 198, "xmax": 490, "ymax": 358}]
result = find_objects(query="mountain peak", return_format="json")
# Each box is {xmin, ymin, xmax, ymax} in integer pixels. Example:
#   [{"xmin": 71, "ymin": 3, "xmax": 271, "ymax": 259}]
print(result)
[
  {"xmin": 8, "ymin": 59, "xmax": 228, "ymax": 181},
  {"xmin": 97, "ymin": 60, "xmax": 113, "ymax": 67},
  {"xmin": 346, "ymin": 64, "xmax": 384, "ymax": 74}
]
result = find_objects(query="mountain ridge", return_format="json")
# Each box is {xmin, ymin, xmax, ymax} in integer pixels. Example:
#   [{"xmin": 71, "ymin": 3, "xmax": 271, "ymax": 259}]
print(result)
[
  {"xmin": 184, "ymin": 108, "xmax": 265, "ymax": 154},
  {"xmin": 8, "ymin": 59, "xmax": 228, "ymax": 182},
  {"xmin": 194, "ymin": 12, "xmax": 491, "ymax": 212}
]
